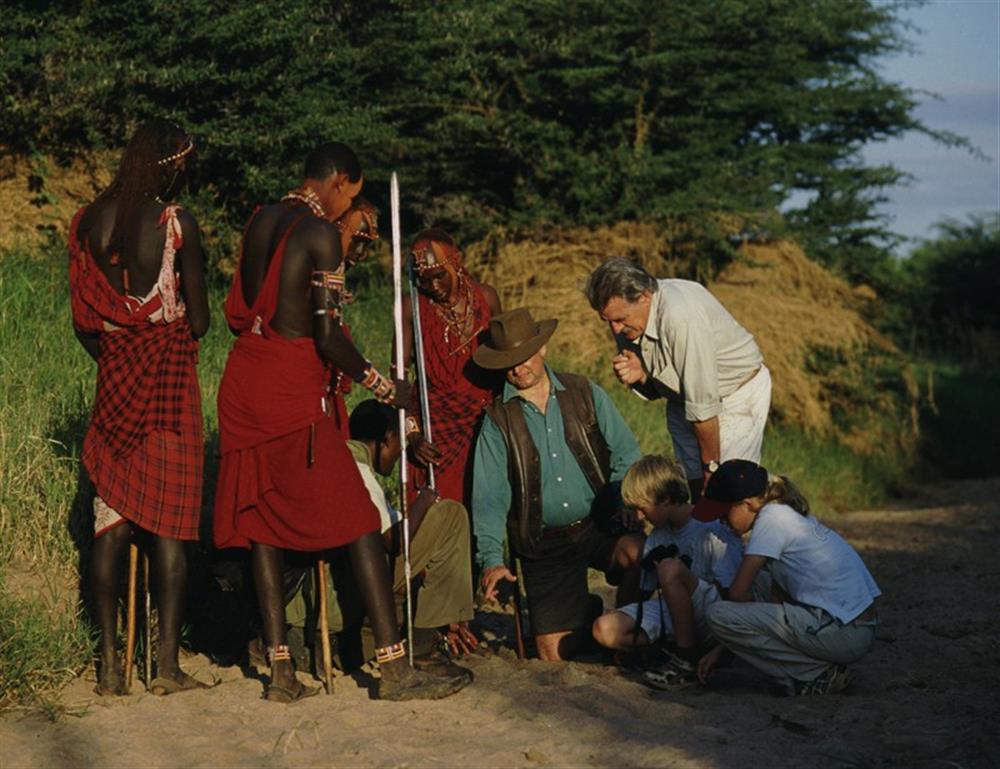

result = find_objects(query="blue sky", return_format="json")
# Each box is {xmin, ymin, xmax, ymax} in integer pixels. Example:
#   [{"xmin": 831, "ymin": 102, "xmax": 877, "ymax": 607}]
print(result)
[{"xmin": 864, "ymin": 0, "xmax": 1000, "ymax": 254}]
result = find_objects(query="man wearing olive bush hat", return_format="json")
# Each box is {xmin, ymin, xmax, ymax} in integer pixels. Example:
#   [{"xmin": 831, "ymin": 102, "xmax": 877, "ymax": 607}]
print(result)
[{"xmin": 471, "ymin": 308, "xmax": 644, "ymax": 661}]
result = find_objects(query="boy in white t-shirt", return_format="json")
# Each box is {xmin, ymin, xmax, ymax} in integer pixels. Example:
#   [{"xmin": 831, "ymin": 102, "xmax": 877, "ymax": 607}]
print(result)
[
  {"xmin": 591, "ymin": 455, "xmax": 743, "ymax": 687},
  {"xmin": 698, "ymin": 459, "xmax": 881, "ymax": 695}
]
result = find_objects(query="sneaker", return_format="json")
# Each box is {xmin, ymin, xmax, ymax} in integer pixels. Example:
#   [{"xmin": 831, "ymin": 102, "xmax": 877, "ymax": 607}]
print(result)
[
  {"xmin": 793, "ymin": 664, "xmax": 853, "ymax": 695},
  {"xmin": 643, "ymin": 651, "xmax": 697, "ymax": 689}
]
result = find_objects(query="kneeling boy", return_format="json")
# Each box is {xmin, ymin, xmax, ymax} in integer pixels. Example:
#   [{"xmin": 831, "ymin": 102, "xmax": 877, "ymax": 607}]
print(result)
[{"xmin": 592, "ymin": 455, "xmax": 742, "ymax": 686}]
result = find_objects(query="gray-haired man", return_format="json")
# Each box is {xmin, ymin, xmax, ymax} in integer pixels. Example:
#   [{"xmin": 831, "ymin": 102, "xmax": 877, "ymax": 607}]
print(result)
[{"xmin": 585, "ymin": 258, "xmax": 771, "ymax": 518}]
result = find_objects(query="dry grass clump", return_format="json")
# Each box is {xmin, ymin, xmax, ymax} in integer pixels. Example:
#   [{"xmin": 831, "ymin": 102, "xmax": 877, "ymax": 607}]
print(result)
[
  {"xmin": 466, "ymin": 224, "xmax": 916, "ymax": 454},
  {"xmin": 0, "ymin": 151, "xmax": 115, "ymax": 253}
]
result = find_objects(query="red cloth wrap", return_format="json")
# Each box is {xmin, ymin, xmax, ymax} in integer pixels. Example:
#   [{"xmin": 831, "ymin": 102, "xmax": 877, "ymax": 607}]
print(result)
[
  {"xmin": 68, "ymin": 207, "xmax": 203, "ymax": 541},
  {"xmin": 408, "ymin": 281, "xmax": 497, "ymax": 505},
  {"xmin": 213, "ymin": 209, "xmax": 378, "ymax": 551}
]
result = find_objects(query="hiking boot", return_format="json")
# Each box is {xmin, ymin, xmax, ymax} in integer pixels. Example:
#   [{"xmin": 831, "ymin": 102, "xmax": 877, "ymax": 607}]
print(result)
[
  {"xmin": 413, "ymin": 649, "xmax": 474, "ymax": 682},
  {"xmin": 793, "ymin": 664, "xmax": 853, "ymax": 695},
  {"xmin": 643, "ymin": 650, "xmax": 697, "ymax": 689},
  {"xmin": 378, "ymin": 665, "xmax": 470, "ymax": 701}
]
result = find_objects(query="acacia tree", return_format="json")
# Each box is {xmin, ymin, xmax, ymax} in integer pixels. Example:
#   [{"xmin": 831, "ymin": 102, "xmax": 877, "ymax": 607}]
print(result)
[{"xmin": 1, "ymin": 0, "xmax": 966, "ymax": 283}]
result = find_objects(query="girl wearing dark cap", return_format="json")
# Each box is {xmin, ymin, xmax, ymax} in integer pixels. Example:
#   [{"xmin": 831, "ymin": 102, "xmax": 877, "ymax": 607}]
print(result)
[{"xmin": 697, "ymin": 460, "xmax": 880, "ymax": 695}]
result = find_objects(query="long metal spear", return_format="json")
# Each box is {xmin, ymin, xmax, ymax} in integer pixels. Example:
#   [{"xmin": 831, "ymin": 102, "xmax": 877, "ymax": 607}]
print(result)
[
  {"xmin": 391, "ymin": 172, "xmax": 415, "ymax": 664},
  {"xmin": 407, "ymin": 262, "xmax": 435, "ymax": 490}
]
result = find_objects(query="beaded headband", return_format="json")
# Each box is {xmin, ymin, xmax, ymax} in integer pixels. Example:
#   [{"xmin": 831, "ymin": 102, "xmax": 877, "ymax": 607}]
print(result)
[
  {"xmin": 411, "ymin": 239, "xmax": 462, "ymax": 274},
  {"xmin": 336, "ymin": 206, "xmax": 379, "ymax": 242},
  {"xmin": 156, "ymin": 136, "xmax": 195, "ymax": 166}
]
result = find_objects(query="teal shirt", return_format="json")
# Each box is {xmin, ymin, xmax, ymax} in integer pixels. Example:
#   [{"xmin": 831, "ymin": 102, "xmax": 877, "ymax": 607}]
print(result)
[{"xmin": 472, "ymin": 368, "xmax": 641, "ymax": 570}]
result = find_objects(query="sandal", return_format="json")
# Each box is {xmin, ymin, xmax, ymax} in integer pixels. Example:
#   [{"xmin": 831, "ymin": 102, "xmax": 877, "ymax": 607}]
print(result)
[
  {"xmin": 149, "ymin": 672, "xmax": 212, "ymax": 696},
  {"xmin": 265, "ymin": 679, "xmax": 321, "ymax": 704}
]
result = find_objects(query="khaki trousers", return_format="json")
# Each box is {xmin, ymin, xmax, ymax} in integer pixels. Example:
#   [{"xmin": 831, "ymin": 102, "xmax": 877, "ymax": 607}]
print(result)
[
  {"xmin": 706, "ymin": 600, "xmax": 876, "ymax": 691},
  {"xmin": 393, "ymin": 498, "xmax": 474, "ymax": 628}
]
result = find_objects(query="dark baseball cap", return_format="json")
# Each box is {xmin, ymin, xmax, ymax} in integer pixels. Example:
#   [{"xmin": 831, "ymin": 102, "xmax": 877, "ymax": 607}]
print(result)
[{"xmin": 705, "ymin": 459, "xmax": 768, "ymax": 502}]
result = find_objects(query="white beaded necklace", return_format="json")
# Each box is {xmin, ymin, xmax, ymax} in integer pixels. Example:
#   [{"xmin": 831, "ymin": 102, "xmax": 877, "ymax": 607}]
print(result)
[{"xmin": 281, "ymin": 187, "xmax": 327, "ymax": 219}]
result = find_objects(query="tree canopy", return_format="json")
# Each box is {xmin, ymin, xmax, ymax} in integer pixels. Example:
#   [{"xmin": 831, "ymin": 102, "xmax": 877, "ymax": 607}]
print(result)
[{"xmin": 0, "ymin": 0, "xmax": 966, "ymax": 283}]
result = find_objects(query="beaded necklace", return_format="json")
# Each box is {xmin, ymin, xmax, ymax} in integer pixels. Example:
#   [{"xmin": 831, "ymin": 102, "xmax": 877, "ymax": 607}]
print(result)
[
  {"xmin": 432, "ymin": 271, "xmax": 479, "ymax": 354},
  {"xmin": 281, "ymin": 187, "xmax": 327, "ymax": 219}
]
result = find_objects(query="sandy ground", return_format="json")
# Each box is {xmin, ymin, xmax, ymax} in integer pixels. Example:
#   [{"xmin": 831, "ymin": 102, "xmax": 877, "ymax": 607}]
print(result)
[{"xmin": 3, "ymin": 479, "xmax": 999, "ymax": 769}]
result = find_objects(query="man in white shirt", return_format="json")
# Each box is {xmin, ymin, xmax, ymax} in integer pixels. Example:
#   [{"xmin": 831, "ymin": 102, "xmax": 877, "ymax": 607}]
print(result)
[{"xmin": 585, "ymin": 258, "xmax": 771, "ymax": 515}]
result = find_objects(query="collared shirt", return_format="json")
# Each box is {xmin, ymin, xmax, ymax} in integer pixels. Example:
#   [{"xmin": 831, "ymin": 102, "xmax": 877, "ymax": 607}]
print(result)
[
  {"xmin": 472, "ymin": 367, "xmax": 641, "ymax": 570},
  {"xmin": 636, "ymin": 279, "xmax": 762, "ymax": 422}
]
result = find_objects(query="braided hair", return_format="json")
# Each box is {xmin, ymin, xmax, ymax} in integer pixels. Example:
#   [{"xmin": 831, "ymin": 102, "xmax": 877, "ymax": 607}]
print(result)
[{"xmin": 90, "ymin": 119, "xmax": 192, "ymax": 252}]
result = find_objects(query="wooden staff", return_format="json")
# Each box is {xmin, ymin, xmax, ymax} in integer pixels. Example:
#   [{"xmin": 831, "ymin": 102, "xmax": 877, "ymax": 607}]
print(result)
[
  {"xmin": 124, "ymin": 542, "xmax": 138, "ymax": 689},
  {"xmin": 144, "ymin": 551, "xmax": 152, "ymax": 686},
  {"xmin": 317, "ymin": 560, "xmax": 334, "ymax": 695},
  {"xmin": 511, "ymin": 557, "xmax": 526, "ymax": 660},
  {"xmin": 391, "ymin": 172, "xmax": 415, "ymax": 664}
]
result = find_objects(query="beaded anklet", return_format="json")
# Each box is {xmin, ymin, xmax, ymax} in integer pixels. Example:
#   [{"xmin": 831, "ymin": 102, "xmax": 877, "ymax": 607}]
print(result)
[
  {"xmin": 268, "ymin": 644, "xmax": 292, "ymax": 665},
  {"xmin": 374, "ymin": 640, "xmax": 407, "ymax": 664}
]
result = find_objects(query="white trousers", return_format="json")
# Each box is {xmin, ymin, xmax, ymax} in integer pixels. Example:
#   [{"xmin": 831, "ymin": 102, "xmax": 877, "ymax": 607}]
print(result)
[{"xmin": 668, "ymin": 365, "xmax": 771, "ymax": 480}]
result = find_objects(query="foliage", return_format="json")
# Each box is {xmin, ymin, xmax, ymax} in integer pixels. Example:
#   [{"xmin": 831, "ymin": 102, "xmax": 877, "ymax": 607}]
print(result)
[
  {"xmin": 0, "ymin": 0, "xmax": 965, "ymax": 282},
  {"xmin": 885, "ymin": 214, "xmax": 1000, "ymax": 366}
]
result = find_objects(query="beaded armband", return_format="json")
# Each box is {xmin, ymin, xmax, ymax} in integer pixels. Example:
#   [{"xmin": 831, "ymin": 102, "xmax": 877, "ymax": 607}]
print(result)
[
  {"xmin": 311, "ymin": 270, "xmax": 346, "ymax": 320},
  {"xmin": 374, "ymin": 640, "xmax": 407, "ymax": 664},
  {"xmin": 358, "ymin": 363, "xmax": 395, "ymax": 404},
  {"xmin": 404, "ymin": 415, "xmax": 421, "ymax": 438}
]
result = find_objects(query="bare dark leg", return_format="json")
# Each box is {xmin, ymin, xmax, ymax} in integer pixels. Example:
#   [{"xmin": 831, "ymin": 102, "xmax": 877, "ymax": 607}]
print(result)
[
  {"xmin": 152, "ymin": 536, "xmax": 187, "ymax": 680},
  {"xmin": 251, "ymin": 542, "xmax": 299, "ymax": 692},
  {"xmin": 90, "ymin": 522, "xmax": 132, "ymax": 694},
  {"xmin": 346, "ymin": 531, "xmax": 407, "ymax": 679}
]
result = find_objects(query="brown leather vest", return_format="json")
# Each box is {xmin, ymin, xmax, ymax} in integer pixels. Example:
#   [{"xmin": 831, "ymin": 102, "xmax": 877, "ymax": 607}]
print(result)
[{"xmin": 484, "ymin": 371, "xmax": 611, "ymax": 558}]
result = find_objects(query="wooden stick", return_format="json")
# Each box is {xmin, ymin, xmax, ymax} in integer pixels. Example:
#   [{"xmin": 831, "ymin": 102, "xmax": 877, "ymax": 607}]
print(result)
[
  {"xmin": 317, "ymin": 560, "xmax": 334, "ymax": 695},
  {"xmin": 144, "ymin": 551, "xmax": 152, "ymax": 686},
  {"xmin": 124, "ymin": 543, "xmax": 138, "ymax": 689},
  {"xmin": 511, "ymin": 557, "xmax": 526, "ymax": 660}
]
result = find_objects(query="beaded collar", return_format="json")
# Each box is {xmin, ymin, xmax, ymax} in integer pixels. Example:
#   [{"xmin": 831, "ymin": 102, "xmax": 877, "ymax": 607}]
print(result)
[{"xmin": 281, "ymin": 187, "xmax": 327, "ymax": 219}]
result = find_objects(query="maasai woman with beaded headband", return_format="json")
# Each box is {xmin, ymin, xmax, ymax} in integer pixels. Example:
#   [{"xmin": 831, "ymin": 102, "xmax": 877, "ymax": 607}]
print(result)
[
  {"xmin": 69, "ymin": 119, "xmax": 210, "ymax": 697},
  {"xmin": 400, "ymin": 229, "xmax": 502, "ymax": 507}
]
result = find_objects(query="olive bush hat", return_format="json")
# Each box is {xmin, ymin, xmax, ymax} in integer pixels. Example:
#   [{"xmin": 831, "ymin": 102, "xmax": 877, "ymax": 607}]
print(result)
[{"xmin": 472, "ymin": 308, "xmax": 558, "ymax": 370}]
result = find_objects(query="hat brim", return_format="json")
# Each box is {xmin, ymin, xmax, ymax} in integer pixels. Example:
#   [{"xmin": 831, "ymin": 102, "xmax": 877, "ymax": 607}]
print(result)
[{"xmin": 472, "ymin": 319, "xmax": 558, "ymax": 370}]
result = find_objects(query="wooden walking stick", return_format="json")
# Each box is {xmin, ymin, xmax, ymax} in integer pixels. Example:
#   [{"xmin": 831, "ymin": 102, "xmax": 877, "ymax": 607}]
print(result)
[
  {"xmin": 316, "ymin": 560, "xmax": 334, "ymax": 695},
  {"xmin": 124, "ymin": 542, "xmax": 139, "ymax": 689},
  {"xmin": 510, "ymin": 557, "xmax": 526, "ymax": 660},
  {"xmin": 144, "ymin": 551, "xmax": 152, "ymax": 686},
  {"xmin": 391, "ymin": 172, "xmax": 416, "ymax": 665}
]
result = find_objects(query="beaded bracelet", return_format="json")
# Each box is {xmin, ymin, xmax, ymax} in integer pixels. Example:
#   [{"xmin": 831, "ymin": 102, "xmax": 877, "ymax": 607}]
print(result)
[
  {"xmin": 404, "ymin": 415, "xmax": 421, "ymax": 438},
  {"xmin": 268, "ymin": 644, "xmax": 292, "ymax": 664},
  {"xmin": 358, "ymin": 363, "xmax": 395, "ymax": 404}
]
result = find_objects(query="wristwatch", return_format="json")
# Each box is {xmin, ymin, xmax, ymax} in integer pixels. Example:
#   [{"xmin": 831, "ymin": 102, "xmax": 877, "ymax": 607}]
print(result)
[{"xmin": 702, "ymin": 460, "xmax": 720, "ymax": 474}]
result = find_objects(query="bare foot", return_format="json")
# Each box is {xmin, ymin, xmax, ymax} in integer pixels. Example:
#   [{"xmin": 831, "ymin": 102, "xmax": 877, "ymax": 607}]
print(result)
[{"xmin": 94, "ymin": 654, "xmax": 126, "ymax": 696}]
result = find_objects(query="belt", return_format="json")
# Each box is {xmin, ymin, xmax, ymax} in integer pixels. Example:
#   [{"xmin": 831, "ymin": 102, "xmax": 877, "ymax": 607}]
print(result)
[{"xmin": 541, "ymin": 518, "xmax": 590, "ymax": 540}]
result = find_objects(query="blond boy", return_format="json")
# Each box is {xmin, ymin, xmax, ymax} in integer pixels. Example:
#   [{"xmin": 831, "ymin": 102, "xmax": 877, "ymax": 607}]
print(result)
[{"xmin": 592, "ymin": 455, "xmax": 742, "ymax": 686}]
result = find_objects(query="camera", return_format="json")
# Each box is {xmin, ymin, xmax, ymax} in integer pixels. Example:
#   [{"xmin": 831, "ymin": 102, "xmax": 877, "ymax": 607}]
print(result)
[{"xmin": 640, "ymin": 543, "xmax": 692, "ymax": 571}]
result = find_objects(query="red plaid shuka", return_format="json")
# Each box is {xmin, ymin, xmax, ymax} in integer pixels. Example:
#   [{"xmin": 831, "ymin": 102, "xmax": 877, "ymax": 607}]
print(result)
[
  {"xmin": 213, "ymin": 208, "xmax": 379, "ymax": 551},
  {"xmin": 408, "ymin": 281, "xmax": 499, "ymax": 505},
  {"xmin": 69, "ymin": 206, "xmax": 203, "ymax": 541}
]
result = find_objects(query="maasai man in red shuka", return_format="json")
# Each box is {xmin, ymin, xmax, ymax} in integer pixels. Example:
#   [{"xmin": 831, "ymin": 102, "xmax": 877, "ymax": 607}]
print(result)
[
  {"xmin": 400, "ymin": 229, "xmax": 502, "ymax": 508},
  {"xmin": 69, "ymin": 119, "xmax": 210, "ymax": 697},
  {"xmin": 213, "ymin": 143, "xmax": 467, "ymax": 703},
  {"xmin": 397, "ymin": 230, "xmax": 501, "ymax": 657}
]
